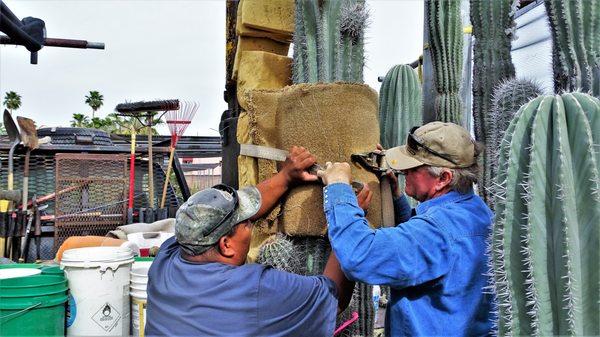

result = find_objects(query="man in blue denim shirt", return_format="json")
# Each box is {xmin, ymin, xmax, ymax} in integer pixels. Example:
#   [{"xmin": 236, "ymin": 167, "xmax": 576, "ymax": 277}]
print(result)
[{"xmin": 318, "ymin": 122, "xmax": 494, "ymax": 336}]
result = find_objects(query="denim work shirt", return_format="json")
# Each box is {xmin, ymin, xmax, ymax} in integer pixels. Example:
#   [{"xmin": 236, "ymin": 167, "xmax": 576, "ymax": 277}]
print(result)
[{"xmin": 324, "ymin": 183, "xmax": 494, "ymax": 336}]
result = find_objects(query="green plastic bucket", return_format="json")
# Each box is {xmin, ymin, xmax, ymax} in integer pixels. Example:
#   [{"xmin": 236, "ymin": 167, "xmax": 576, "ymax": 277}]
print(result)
[
  {"xmin": 41, "ymin": 265, "xmax": 64, "ymax": 276},
  {"xmin": 0, "ymin": 274, "xmax": 68, "ymax": 336},
  {"xmin": 0, "ymin": 263, "xmax": 42, "ymax": 269}
]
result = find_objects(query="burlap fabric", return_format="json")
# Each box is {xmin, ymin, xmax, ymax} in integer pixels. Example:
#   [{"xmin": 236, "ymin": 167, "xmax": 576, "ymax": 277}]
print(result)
[
  {"xmin": 237, "ymin": 51, "xmax": 292, "ymax": 111},
  {"xmin": 232, "ymin": 36, "xmax": 289, "ymax": 80},
  {"xmin": 236, "ymin": 0, "xmax": 291, "ymax": 43},
  {"xmin": 241, "ymin": 0, "xmax": 294, "ymax": 37},
  {"xmin": 244, "ymin": 83, "xmax": 382, "ymax": 236}
]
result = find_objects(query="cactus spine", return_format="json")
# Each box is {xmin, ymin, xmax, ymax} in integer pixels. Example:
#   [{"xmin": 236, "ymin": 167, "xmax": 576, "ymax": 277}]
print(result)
[
  {"xmin": 491, "ymin": 92, "xmax": 600, "ymax": 336},
  {"xmin": 257, "ymin": 234, "xmax": 305, "ymax": 274},
  {"xmin": 379, "ymin": 64, "xmax": 423, "ymax": 149},
  {"xmin": 470, "ymin": 0, "xmax": 516, "ymax": 205},
  {"xmin": 544, "ymin": 0, "xmax": 600, "ymax": 96},
  {"xmin": 487, "ymin": 78, "xmax": 544, "ymax": 211},
  {"xmin": 293, "ymin": 0, "xmax": 367, "ymax": 84},
  {"xmin": 427, "ymin": 0, "xmax": 463, "ymax": 124}
]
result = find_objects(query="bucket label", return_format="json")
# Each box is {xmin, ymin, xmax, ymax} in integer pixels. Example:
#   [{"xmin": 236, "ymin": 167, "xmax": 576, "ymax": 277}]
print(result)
[
  {"xmin": 66, "ymin": 293, "xmax": 77, "ymax": 327},
  {"xmin": 91, "ymin": 302, "xmax": 121, "ymax": 332}
]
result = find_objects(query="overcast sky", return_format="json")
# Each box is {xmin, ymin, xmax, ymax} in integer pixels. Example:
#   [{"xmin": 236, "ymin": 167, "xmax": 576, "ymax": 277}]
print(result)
[{"xmin": 0, "ymin": 0, "xmax": 424, "ymax": 137}]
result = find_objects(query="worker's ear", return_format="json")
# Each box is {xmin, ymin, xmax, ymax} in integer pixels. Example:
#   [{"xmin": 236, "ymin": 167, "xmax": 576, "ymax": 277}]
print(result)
[
  {"xmin": 435, "ymin": 169, "xmax": 453, "ymax": 191},
  {"xmin": 218, "ymin": 236, "xmax": 235, "ymax": 258}
]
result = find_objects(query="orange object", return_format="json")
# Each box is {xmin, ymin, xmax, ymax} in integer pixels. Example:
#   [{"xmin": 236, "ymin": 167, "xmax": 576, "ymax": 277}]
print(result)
[{"xmin": 55, "ymin": 236, "xmax": 126, "ymax": 262}]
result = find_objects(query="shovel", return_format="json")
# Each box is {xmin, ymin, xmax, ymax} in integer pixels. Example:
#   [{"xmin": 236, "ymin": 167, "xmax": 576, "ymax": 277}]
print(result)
[
  {"xmin": 17, "ymin": 116, "xmax": 45, "ymax": 262},
  {"xmin": 1, "ymin": 110, "xmax": 20, "ymax": 258}
]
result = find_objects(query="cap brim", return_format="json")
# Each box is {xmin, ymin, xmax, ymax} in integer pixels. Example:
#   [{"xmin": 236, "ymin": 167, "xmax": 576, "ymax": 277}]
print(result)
[
  {"xmin": 385, "ymin": 146, "xmax": 425, "ymax": 170},
  {"xmin": 232, "ymin": 186, "xmax": 261, "ymax": 224}
]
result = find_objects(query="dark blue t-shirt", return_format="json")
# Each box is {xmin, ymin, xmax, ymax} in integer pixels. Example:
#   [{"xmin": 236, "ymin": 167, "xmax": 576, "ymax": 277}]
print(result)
[{"xmin": 145, "ymin": 237, "xmax": 338, "ymax": 337}]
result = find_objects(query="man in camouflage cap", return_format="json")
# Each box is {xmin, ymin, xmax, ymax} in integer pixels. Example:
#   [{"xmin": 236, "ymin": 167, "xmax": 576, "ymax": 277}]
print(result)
[
  {"xmin": 146, "ymin": 146, "xmax": 355, "ymax": 337},
  {"xmin": 318, "ymin": 122, "xmax": 494, "ymax": 336}
]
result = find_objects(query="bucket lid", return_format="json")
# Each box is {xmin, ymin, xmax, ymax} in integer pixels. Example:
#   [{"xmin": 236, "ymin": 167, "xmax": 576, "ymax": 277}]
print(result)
[
  {"xmin": 0, "ymin": 263, "xmax": 42, "ymax": 269},
  {"xmin": 60, "ymin": 246, "xmax": 134, "ymax": 268},
  {"xmin": 0, "ymin": 268, "xmax": 42, "ymax": 280}
]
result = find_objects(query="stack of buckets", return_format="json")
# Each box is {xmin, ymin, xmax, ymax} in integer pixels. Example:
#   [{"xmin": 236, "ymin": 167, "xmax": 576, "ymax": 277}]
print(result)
[
  {"xmin": 130, "ymin": 257, "xmax": 152, "ymax": 337},
  {"xmin": 0, "ymin": 264, "xmax": 68, "ymax": 336},
  {"xmin": 0, "ymin": 248, "xmax": 153, "ymax": 336}
]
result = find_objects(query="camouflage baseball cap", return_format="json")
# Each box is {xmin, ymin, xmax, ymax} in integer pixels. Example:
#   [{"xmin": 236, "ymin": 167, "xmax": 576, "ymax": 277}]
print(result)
[
  {"xmin": 175, "ymin": 184, "xmax": 261, "ymax": 255},
  {"xmin": 384, "ymin": 122, "xmax": 477, "ymax": 170}
]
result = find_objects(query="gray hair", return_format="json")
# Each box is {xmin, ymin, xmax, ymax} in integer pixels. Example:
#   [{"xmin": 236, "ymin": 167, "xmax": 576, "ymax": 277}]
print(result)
[{"xmin": 426, "ymin": 165, "xmax": 479, "ymax": 194}]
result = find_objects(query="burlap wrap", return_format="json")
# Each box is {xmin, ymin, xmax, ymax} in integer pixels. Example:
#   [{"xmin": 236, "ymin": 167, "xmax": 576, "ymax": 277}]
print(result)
[
  {"xmin": 241, "ymin": 0, "xmax": 294, "ymax": 37},
  {"xmin": 244, "ymin": 83, "xmax": 382, "ymax": 236},
  {"xmin": 237, "ymin": 51, "xmax": 292, "ymax": 111},
  {"xmin": 232, "ymin": 37, "xmax": 289, "ymax": 80},
  {"xmin": 236, "ymin": 0, "xmax": 292, "ymax": 43}
]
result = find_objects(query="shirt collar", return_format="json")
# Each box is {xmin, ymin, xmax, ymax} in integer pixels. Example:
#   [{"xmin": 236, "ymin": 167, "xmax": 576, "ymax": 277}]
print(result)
[{"xmin": 415, "ymin": 189, "xmax": 474, "ymax": 215}]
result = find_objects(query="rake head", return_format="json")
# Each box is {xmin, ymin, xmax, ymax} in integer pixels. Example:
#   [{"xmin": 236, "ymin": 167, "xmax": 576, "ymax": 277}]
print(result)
[{"xmin": 165, "ymin": 101, "xmax": 199, "ymax": 145}]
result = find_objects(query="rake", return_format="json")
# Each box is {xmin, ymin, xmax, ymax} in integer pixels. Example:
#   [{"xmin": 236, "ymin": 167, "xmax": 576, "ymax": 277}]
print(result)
[{"xmin": 160, "ymin": 101, "xmax": 198, "ymax": 209}]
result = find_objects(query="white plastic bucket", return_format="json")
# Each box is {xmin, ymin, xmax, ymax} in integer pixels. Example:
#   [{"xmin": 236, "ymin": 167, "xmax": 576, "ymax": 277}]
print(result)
[
  {"xmin": 60, "ymin": 246, "xmax": 134, "ymax": 336},
  {"xmin": 130, "ymin": 266, "xmax": 149, "ymax": 337}
]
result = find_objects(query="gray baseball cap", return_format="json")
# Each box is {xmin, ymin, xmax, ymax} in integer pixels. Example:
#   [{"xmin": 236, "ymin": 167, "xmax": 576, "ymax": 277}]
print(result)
[{"xmin": 175, "ymin": 184, "xmax": 261, "ymax": 255}]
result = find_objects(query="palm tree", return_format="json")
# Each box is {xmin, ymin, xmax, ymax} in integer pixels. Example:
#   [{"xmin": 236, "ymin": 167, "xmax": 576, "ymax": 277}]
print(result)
[
  {"xmin": 3, "ymin": 91, "xmax": 22, "ymax": 115},
  {"xmin": 70, "ymin": 113, "xmax": 90, "ymax": 127},
  {"xmin": 84, "ymin": 91, "xmax": 104, "ymax": 118}
]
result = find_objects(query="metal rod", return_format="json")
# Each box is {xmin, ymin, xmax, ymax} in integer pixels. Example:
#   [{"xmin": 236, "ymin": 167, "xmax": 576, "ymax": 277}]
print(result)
[{"xmin": 0, "ymin": 35, "xmax": 105, "ymax": 49}]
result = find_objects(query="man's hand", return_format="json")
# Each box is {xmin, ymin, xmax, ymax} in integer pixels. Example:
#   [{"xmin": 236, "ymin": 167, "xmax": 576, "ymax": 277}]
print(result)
[
  {"xmin": 385, "ymin": 169, "xmax": 402, "ymax": 198},
  {"xmin": 356, "ymin": 184, "xmax": 373, "ymax": 211},
  {"xmin": 377, "ymin": 144, "xmax": 402, "ymax": 199},
  {"xmin": 280, "ymin": 146, "xmax": 319, "ymax": 184},
  {"xmin": 317, "ymin": 162, "xmax": 352, "ymax": 185}
]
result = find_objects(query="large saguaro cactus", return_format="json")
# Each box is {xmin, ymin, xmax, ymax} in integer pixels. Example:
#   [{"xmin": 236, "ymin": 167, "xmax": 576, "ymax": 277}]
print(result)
[
  {"xmin": 544, "ymin": 0, "xmax": 600, "ymax": 97},
  {"xmin": 426, "ymin": 0, "xmax": 463, "ymax": 124},
  {"xmin": 490, "ymin": 92, "xmax": 600, "ymax": 336},
  {"xmin": 470, "ymin": 0, "xmax": 516, "ymax": 205},
  {"xmin": 378, "ymin": 64, "xmax": 423, "ymax": 149},
  {"xmin": 292, "ymin": 0, "xmax": 367, "ymax": 84}
]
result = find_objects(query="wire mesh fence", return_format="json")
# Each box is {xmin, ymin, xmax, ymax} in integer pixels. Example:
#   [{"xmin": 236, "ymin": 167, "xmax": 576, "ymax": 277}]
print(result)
[{"xmin": 53, "ymin": 153, "xmax": 129, "ymax": 250}]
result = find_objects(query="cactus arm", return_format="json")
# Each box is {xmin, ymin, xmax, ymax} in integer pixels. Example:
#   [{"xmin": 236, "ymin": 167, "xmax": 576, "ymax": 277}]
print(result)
[
  {"xmin": 320, "ymin": 0, "xmax": 342, "ymax": 82},
  {"xmin": 293, "ymin": 0, "xmax": 308, "ymax": 84},
  {"xmin": 302, "ymin": 0, "xmax": 320, "ymax": 83},
  {"xmin": 561, "ymin": 93, "xmax": 600, "ymax": 335},
  {"xmin": 350, "ymin": 32, "xmax": 364, "ymax": 83}
]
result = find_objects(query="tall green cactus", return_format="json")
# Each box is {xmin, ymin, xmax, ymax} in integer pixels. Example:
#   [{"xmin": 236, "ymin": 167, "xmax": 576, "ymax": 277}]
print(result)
[
  {"xmin": 470, "ymin": 0, "xmax": 516, "ymax": 205},
  {"xmin": 426, "ymin": 0, "xmax": 463, "ymax": 124},
  {"xmin": 486, "ymin": 78, "xmax": 544, "ymax": 211},
  {"xmin": 292, "ymin": 0, "xmax": 367, "ymax": 84},
  {"xmin": 544, "ymin": 0, "xmax": 600, "ymax": 97},
  {"xmin": 379, "ymin": 64, "xmax": 423, "ymax": 149},
  {"xmin": 490, "ymin": 92, "xmax": 600, "ymax": 336}
]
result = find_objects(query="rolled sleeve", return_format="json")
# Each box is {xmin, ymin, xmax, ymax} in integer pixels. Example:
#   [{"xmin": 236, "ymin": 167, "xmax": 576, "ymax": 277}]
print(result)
[{"xmin": 324, "ymin": 183, "xmax": 454, "ymax": 288}]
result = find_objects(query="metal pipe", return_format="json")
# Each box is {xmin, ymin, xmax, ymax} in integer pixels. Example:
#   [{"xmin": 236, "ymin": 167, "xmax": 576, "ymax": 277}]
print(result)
[{"xmin": 0, "ymin": 35, "xmax": 105, "ymax": 49}]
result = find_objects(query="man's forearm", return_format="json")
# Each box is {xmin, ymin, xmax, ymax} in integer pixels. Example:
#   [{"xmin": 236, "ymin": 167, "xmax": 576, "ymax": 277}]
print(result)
[
  {"xmin": 323, "ymin": 252, "xmax": 355, "ymax": 314},
  {"xmin": 394, "ymin": 194, "xmax": 413, "ymax": 224},
  {"xmin": 252, "ymin": 171, "xmax": 291, "ymax": 220}
]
